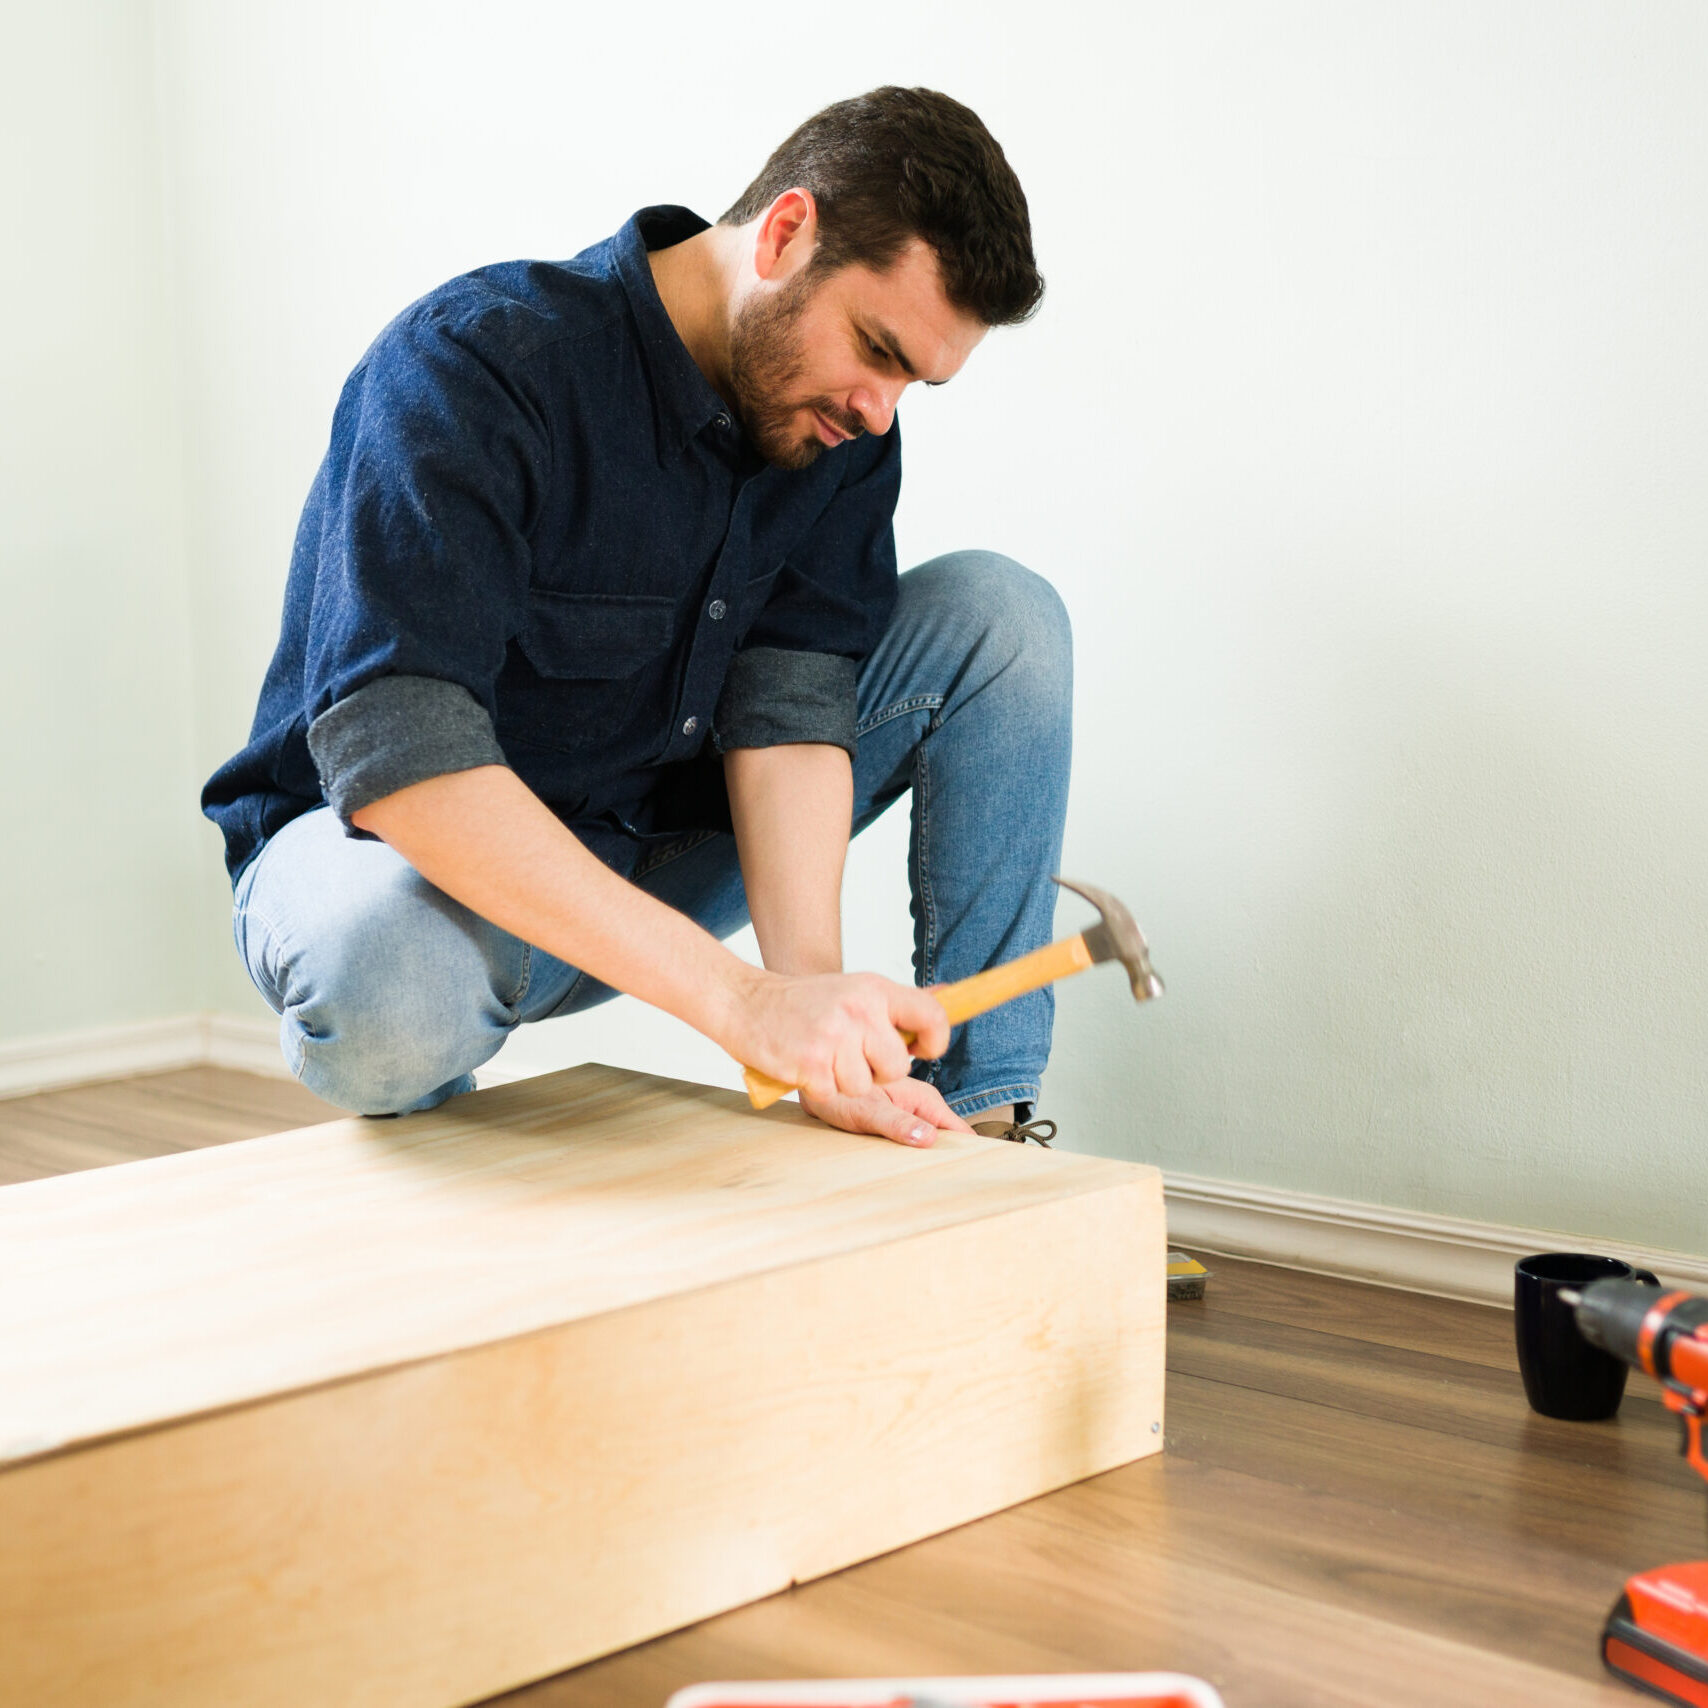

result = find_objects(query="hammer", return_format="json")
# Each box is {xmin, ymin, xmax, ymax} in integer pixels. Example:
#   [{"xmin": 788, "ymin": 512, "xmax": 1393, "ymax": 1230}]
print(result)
[{"xmin": 741, "ymin": 876, "xmax": 1163, "ymax": 1110}]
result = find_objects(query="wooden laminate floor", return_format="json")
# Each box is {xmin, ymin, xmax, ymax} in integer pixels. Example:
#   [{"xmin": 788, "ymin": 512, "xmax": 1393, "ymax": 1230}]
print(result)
[{"xmin": 2, "ymin": 1069, "xmax": 1697, "ymax": 1707}]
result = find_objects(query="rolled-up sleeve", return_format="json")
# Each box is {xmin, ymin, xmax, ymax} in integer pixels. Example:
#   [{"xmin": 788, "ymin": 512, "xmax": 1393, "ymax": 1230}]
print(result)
[
  {"xmin": 714, "ymin": 648, "xmax": 858, "ymax": 754},
  {"xmin": 298, "ymin": 298, "xmax": 549, "ymax": 827},
  {"xmin": 306, "ymin": 675, "xmax": 506, "ymax": 822},
  {"xmin": 713, "ymin": 421, "xmax": 901, "ymax": 758}
]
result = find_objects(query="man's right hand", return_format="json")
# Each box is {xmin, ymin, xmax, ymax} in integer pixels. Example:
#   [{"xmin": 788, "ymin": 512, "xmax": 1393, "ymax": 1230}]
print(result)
[
  {"xmin": 722, "ymin": 967, "xmax": 951, "ymax": 1103},
  {"xmin": 352, "ymin": 765, "xmax": 954, "ymax": 1108}
]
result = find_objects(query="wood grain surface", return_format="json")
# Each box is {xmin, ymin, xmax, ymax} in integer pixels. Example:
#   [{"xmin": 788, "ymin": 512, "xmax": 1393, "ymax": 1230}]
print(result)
[
  {"xmin": 1, "ymin": 1064, "xmax": 1151, "ymax": 1464},
  {"xmin": 0, "ymin": 1065, "xmax": 1162, "ymax": 1708},
  {"xmin": 4, "ymin": 1069, "xmax": 1693, "ymax": 1707}
]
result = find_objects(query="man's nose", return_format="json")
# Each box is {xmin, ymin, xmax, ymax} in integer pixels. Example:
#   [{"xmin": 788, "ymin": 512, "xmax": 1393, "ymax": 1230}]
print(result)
[{"xmin": 848, "ymin": 380, "xmax": 906, "ymax": 436}]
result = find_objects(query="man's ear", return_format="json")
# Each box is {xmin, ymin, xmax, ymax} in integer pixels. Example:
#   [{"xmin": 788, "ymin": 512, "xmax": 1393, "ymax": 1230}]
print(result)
[{"xmin": 753, "ymin": 189, "xmax": 817, "ymax": 283}]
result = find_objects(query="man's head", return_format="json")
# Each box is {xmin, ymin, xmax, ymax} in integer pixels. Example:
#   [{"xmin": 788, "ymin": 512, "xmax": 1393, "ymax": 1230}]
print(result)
[{"xmin": 719, "ymin": 87, "xmax": 1042, "ymax": 469}]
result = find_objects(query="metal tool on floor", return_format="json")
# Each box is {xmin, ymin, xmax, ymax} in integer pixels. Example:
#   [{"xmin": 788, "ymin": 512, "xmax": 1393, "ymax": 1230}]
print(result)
[
  {"xmin": 740, "ymin": 876, "xmax": 1163, "ymax": 1111},
  {"xmin": 1168, "ymin": 1251, "xmax": 1211, "ymax": 1301},
  {"xmin": 1559, "ymin": 1279, "xmax": 1708, "ymax": 1704}
]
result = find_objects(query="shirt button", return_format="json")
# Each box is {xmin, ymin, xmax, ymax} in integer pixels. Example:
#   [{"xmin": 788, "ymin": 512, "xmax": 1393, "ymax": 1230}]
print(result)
[
  {"xmin": 707, "ymin": 599, "xmax": 727, "ymax": 621},
  {"xmin": 682, "ymin": 716, "xmax": 699, "ymax": 737},
  {"xmin": 714, "ymin": 412, "xmax": 732, "ymax": 430}
]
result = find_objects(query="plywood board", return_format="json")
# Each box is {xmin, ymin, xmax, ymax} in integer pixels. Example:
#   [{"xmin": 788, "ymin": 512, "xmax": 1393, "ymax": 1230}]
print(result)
[{"xmin": 0, "ymin": 1064, "xmax": 1164, "ymax": 1708}]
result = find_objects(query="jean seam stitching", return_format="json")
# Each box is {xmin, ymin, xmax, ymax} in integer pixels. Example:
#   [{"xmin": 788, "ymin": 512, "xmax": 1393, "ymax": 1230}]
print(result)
[
  {"xmin": 233, "ymin": 904, "xmax": 293, "ymax": 1007},
  {"xmin": 953, "ymin": 1083, "xmax": 1041, "ymax": 1117},
  {"xmin": 234, "ymin": 903, "xmax": 314, "ymax": 1081},
  {"xmin": 507, "ymin": 942, "xmax": 533, "ymax": 1013},
  {"xmin": 857, "ymin": 693, "xmax": 944, "ymax": 738},
  {"xmin": 632, "ymin": 826, "xmax": 722, "ymax": 881}
]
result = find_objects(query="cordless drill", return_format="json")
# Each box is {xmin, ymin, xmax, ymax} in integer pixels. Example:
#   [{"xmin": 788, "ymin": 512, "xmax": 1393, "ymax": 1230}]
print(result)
[{"xmin": 1562, "ymin": 1280, "xmax": 1708, "ymax": 1705}]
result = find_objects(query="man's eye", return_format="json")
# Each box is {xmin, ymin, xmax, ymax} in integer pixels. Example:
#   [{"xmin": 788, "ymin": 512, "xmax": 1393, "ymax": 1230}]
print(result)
[{"xmin": 866, "ymin": 337, "xmax": 888, "ymax": 360}]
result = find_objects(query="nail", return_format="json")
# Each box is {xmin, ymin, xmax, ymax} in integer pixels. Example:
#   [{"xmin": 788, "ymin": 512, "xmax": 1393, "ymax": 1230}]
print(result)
[{"xmin": 909, "ymin": 1124, "xmax": 929, "ymax": 1144}]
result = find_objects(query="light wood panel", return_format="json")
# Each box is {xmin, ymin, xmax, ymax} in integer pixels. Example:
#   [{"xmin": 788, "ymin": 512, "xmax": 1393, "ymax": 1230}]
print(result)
[
  {"xmin": 1, "ymin": 1066, "xmax": 1152, "ymax": 1462},
  {"xmin": 0, "ymin": 1064, "xmax": 1164, "ymax": 1708}
]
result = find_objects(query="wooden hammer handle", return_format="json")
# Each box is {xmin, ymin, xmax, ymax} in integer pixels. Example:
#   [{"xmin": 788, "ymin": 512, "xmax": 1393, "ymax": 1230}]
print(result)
[
  {"xmin": 932, "ymin": 933, "xmax": 1094, "ymax": 1025},
  {"xmin": 742, "ymin": 1064, "xmax": 803, "ymax": 1110},
  {"xmin": 740, "ymin": 933, "xmax": 1094, "ymax": 1110}
]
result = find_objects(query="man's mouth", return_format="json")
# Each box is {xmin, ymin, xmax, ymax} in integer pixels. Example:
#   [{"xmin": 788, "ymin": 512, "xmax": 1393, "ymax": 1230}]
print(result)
[{"xmin": 812, "ymin": 408, "xmax": 857, "ymax": 446}]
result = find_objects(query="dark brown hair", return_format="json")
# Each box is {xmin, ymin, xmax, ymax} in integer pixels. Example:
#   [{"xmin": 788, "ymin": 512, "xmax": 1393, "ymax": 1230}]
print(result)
[{"xmin": 720, "ymin": 87, "xmax": 1044, "ymax": 328}]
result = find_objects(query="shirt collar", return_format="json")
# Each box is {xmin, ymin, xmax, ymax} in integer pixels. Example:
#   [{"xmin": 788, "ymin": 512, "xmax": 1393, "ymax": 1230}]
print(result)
[{"xmin": 613, "ymin": 206, "xmax": 731, "ymax": 459}]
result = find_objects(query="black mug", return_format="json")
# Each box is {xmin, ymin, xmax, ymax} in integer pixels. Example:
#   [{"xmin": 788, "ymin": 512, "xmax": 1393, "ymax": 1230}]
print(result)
[{"xmin": 1514, "ymin": 1253, "xmax": 1660, "ymax": 1420}]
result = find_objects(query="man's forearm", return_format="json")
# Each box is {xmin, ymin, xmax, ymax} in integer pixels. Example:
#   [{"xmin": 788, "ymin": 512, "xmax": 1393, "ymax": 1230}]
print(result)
[
  {"xmin": 723, "ymin": 743, "xmax": 853, "ymax": 976},
  {"xmin": 351, "ymin": 756, "xmax": 956, "ymax": 1131},
  {"xmin": 350, "ymin": 765, "xmax": 758, "ymax": 1045}
]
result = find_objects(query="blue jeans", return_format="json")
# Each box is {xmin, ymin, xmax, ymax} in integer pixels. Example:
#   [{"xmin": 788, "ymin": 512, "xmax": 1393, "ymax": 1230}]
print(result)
[{"xmin": 234, "ymin": 551, "xmax": 1072, "ymax": 1118}]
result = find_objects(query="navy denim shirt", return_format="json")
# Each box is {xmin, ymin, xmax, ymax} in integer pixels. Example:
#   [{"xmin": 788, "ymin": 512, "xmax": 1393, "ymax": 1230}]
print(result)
[{"xmin": 203, "ymin": 206, "xmax": 902, "ymax": 881}]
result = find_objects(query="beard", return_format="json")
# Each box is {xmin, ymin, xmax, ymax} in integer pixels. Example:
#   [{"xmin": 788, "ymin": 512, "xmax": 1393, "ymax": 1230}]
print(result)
[{"xmin": 727, "ymin": 270, "xmax": 865, "ymax": 470}]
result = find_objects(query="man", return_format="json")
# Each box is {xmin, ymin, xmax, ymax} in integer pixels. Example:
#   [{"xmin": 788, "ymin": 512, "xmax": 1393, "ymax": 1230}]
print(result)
[{"xmin": 203, "ymin": 86, "xmax": 1071, "ymax": 1149}]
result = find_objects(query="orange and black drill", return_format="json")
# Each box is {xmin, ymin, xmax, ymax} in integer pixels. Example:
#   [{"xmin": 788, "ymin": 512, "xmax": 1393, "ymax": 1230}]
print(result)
[{"xmin": 1561, "ymin": 1279, "xmax": 1708, "ymax": 1705}]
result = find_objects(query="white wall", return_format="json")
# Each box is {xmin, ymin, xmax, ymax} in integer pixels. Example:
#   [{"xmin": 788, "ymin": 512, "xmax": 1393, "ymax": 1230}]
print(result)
[
  {"xmin": 14, "ymin": 1, "xmax": 1708, "ymax": 1258},
  {"xmin": 0, "ymin": 0, "xmax": 203, "ymax": 1044}
]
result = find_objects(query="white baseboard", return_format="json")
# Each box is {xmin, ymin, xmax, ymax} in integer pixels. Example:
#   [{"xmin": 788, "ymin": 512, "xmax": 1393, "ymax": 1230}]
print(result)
[
  {"xmin": 0, "ymin": 1014, "xmax": 290, "ymax": 1100},
  {"xmin": 6, "ymin": 1019, "xmax": 1703, "ymax": 1304},
  {"xmin": 0, "ymin": 1017, "xmax": 208, "ymax": 1100},
  {"xmin": 201, "ymin": 1015, "xmax": 293, "ymax": 1080},
  {"xmin": 1164, "ymin": 1170, "xmax": 1708, "ymax": 1307}
]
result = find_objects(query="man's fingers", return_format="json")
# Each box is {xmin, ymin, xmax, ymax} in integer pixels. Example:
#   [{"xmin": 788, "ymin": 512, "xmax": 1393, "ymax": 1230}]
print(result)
[
  {"xmin": 864, "ymin": 1024, "xmax": 914, "ymax": 1086},
  {"xmin": 883, "ymin": 1107, "xmax": 937, "ymax": 1147},
  {"xmin": 802, "ymin": 1051, "xmax": 847, "ymax": 1104},
  {"xmin": 892, "ymin": 987, "xmax": 951, "ymax": 1059},
  {"xmin": 892, "ymin": 1078, "xmax": 974, "ymax": 1134},
  {"xmin": 797, "ymin": 1087, "xmax": 936, "ymax": 1148},
  {"xmin": 794, "ymin": 1041, "xmax": 838, "ymax": 1103},
  {"xmin": 832, "ymin": 1037, "xmax": 875, "ymax": 1101},
  {"xmin": 857, "ymin": 1093, "xmax": 936, "ymax": 1148}
]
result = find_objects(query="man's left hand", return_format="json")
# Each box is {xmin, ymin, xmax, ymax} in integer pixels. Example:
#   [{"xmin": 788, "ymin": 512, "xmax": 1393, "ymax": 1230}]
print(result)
[{"xmin": 799, "ymin": 1073, "xmax": 974, "ymax": 1148}]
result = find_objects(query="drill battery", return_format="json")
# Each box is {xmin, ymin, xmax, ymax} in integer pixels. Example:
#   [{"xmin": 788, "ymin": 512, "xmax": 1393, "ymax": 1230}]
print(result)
[{"xmin": 1603, "ymin": 1563, "xmax": 1708, "ymax": 1707}]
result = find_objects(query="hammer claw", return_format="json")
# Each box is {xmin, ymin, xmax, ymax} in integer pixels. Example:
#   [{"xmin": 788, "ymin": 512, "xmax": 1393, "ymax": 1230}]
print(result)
[{"xmin": 1053, "ymin": 875, "xmax": 1164, "ymax": 1001}]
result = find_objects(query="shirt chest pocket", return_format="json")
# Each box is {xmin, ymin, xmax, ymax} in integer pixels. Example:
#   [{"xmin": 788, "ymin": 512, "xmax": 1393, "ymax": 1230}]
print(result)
[
  {"xmin": 503, "ymin": 589, "xmax": 678, "ymax": 752},
  {"xmin": 517, "ymin": 590, "xmax": 676, "ymax": 677}
]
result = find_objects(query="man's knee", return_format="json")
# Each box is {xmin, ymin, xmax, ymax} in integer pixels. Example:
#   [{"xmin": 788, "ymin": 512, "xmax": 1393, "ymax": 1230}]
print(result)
[
  {"xmin": 259, "ymin": 863, "xmax": 518, "ymax": 1115},
  {"xmin": 287, "ymin": 953, "xmax": 489, "ymax": 1115},
  {"xmin": 908, "ymin": 549, "xmax": 1073, "ymax": 706}
]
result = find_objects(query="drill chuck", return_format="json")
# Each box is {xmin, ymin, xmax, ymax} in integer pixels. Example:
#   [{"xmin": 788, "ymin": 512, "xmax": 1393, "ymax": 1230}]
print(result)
[{"xmin": 1570, "ymin": 1279, "xmax": 1708, "ymax": 1391}]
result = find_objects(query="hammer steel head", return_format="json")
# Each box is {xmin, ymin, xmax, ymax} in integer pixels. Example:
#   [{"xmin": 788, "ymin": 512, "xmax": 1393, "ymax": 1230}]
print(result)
[{"xmin": 1052, "ymin": 875, "xmax": 1164, "ymax": 1001}]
